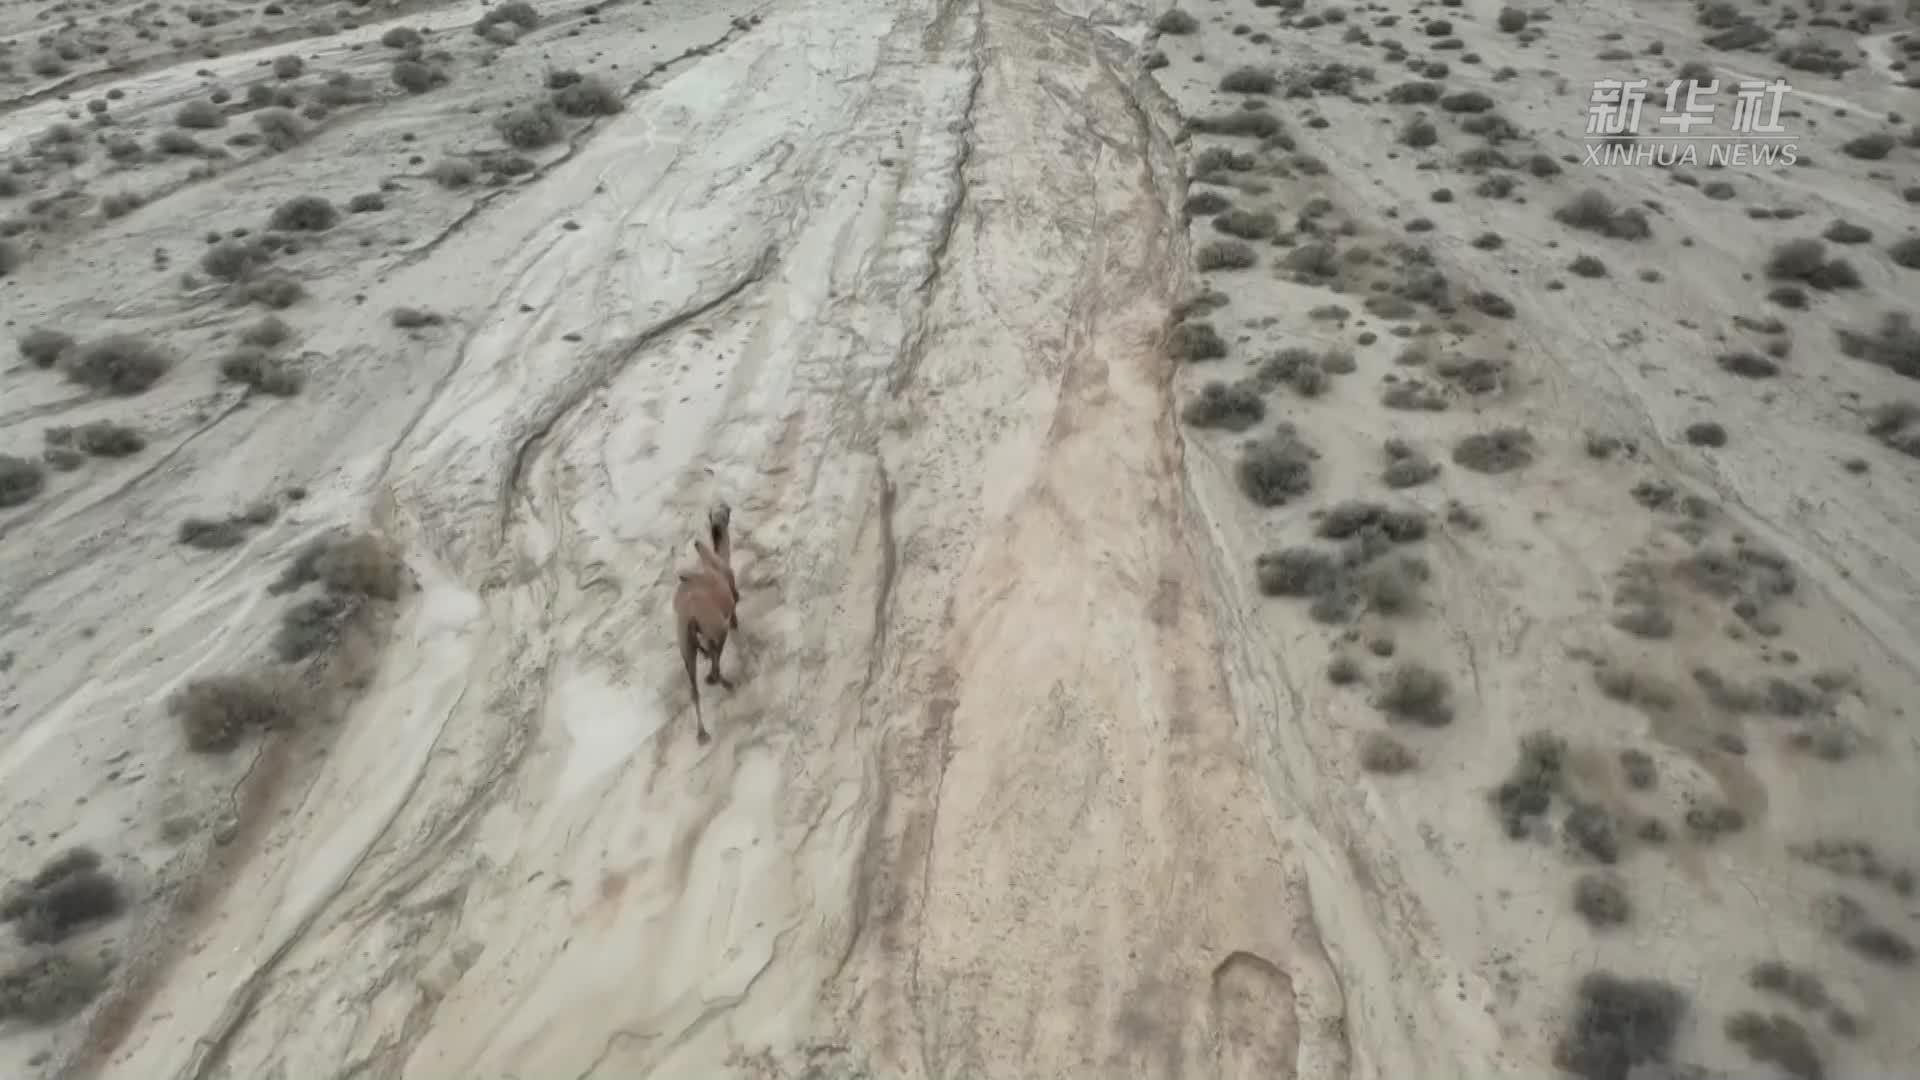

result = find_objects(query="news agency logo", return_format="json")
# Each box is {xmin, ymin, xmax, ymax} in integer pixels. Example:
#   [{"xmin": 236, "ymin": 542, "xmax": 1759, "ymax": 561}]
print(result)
[{"xmin": 1582, "ymin": 77, "xmax": 1800, "ymax": 168}]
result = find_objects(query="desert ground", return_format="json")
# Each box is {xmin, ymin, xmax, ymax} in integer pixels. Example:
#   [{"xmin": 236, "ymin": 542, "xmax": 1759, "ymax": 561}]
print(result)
[{"xmin": 3, "ymin": 0, "xmax": 1919, "ymax": 1074}]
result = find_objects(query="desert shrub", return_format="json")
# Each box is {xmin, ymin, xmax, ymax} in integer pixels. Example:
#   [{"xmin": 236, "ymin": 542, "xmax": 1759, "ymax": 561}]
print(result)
[
  {"xmin": 1766, "ymin": 238, "xmax": 1858, "ymax": 290},
  {"xmin": 1188, "ymin": 111, "xmax": 1283, "ymax": 137},
  {"xmin": 1328, "ymin": 653, "xmax": 1362, "ymax": 685},
  {"xmin": 18, "ymin": 327, "xmax": 73, "ymax": 367},
  {"xmin": 1155, "ymin": 8, "xmax": 1199, "ymax": 33},
  {"xmin": 497, "ymin": 104, "xmax": 564, "ymax": 150},
  {"xmin": 178, "ymin": 516, "xmax": 250, "ymax": 549},
  {"xmin": 1401, "ymin": 117, "xmax": 1438, "ymax": 147},
  {"xmin": 1890, "ymin": 237, "xmax": 1920, "ymax": 270},
  {"xmin": 1748, "ymin": 962, "xmax": 1828, "ymax": 1010},
  {"xmin": 314, "ymin": 533, "xmax": 406, "ymax": 600},
  {"xmin": 1823, "ymin": 220, "xmax": 1872, "ymax": 244},
  {"xmin": 252, "ymin": 107, "xmax": 306, "ymax": 151},
  {"xmin": 1838, "ymin": 312, "xmax": 1920, "ymax": 379},
  {"xmin": 1213, "ymin": 209, "xmax": 1276, "ymax": 240},
  {"xmin": 167, "ymin": 672, "xmax": 304, "ymax": 753},
  {"xmin": 1618, "ymin": 747, "xmax": 1656, "ymax": 789},
  {"xmin": 218, "ymin": 347, "xmax": 304, "ymax": 395},
  {"xmin": 1726, "ymin": 1012, "xmax": 1824, "ymax": 1079},
  {"xmin": 1554, "ymin": 973, "xmax": 1688, "ymax": 1080},
  {"xmin": 268, "ymin": 195, "xmax": 338, "ymax": 232},
  {"xmin": 1554, "ymin": 189, "xmax": 1651, "ymax": 241},
  {"xmin": 1168, "ymin": 321, "xmax": 1227, "ymax": 361},
  {"xmin": 1184, "ymin": 191, "xmax": 1231, "ymax": 216},
  {"xmin": 1236, "ymin": 427, "xmax": 1315, "ymax": 506},
  {"xmin": 552, "ymin": 75, "xmax": 623, "ymax": 117},
  {"xmin": 1867, "ymin": 402, "xmax": 1920, "ymax": 456},
  {"xmin": 1497, "ymin": 7, "xmax": 1526, "ymax": 30},
  {"xmin": 1452, "ymin": 427, "xmax": 1534, "ymax": 473},
  {"xmin": 1220, "ymin": 67, "xmax": 1276, "ymax": 94},
  {"xmin": 430, "ymin": 159, "xmax": 478, "ymax": 189},
  {"xmin": 244, "ymin": 275, "xmax": 306, "ymax": 310},
  {"xmin": 153, "ymin": 130, "xmax": 205, "ymax": 156},
  {"xmin": 0, "ymin": 456, "xmax": 47, "ymax": 508},
  {"xmin": 1610, "ymin": 606, "xmax": 1672, "ymax": 639},
  {"xmin": 347, "ymin": 192, "xmax": 386, "ymax": 213},
  {"xmin": 487, "ymin": 0, "xmax": 539, "ymax": 28},
  {"xmin": 1573, "ymin": 872, "xmax": 1631, "ymax": 927},
  {"xmin": 174, "ymin": 100, "xmax": 225, "ymax": 129},
  {"xmin": 380, "ymin": 25, "xmax": 424, "ymax": 48},
  {"xmin": 1495, "ymin": 731, "xmax": 1566, "ymax": 836},
  {"xmin": 1256, "ymin": 547, "xmax": 1340, "ymax": 597},
  {"xmin": 0, "ymin": 950, "xmax": 113, "ymax": 1026},
  {"xmin": 1718, "ymin": 350, "xmax": 1778, "ymax": 378},
  {"xmin": 1439, "ymin": 90, "xmax": 1493, "ymax": 113},
  {"xmin": 271, "ymin": 54, "xmax": 304, "ymax": 79},
  {"xmin": 64, "ymin": 421, "xmax": 144, "ymax": 457},
  {"xmin": 0, "ymin": 848, "xmax": 126, "ymax": 945},
  {"xmin": 1376, "ymin": 661, "xmax": 1452, "ymax": 725},
  {"xmin": 0, "ymin": 238, "xmax": 19, "ymax": 277},
  {"xmin": 201, "ymin": 238, "xmax": 269, "ymax": 281},
  {"xmin": 1386, "ymin": 80, "xmax": 1442, "ymax": 104},
  {"xmin": 1183, "ymin": 381, "xmax": 1265, "ymax": 430},
  {"xmin": 100, "ymin": 193, "xmax": 143, "ymax": 219},
  {"xmin": 1685, "ymin": 420, "xmax": 1727, "ymax": 447},
  {"xmin": 391, "ymin": 59, "xmax": 447, "ymax": 94},
  {"xmin": 1196, "ymin": 240, "xmax": 1256, "ymax": 271},
  {"xmin": 241, "ymin": 315, "xmax": 293, "ymax": 347},
  {"xmin": 1841, "ymin": 132, "xmax": 1894, "ymax": 160},
  {"xmin": 1383, "ymin": 446, "xmax": 1439, "ymax": 488},
  {"xmin": 1569, "ymin": 255, "xmax": 1607, "ymax": 278},
  {"xmin": 274, "ymin": 593, "xmax": 360, "ymax": 661},
  {"xmin": 1360, "ymin": 732, "xmax": 1417, "ymax": 774},
  {"xmin": 63, "ymin": 335, "xmax": 171, "ymax": 394}
]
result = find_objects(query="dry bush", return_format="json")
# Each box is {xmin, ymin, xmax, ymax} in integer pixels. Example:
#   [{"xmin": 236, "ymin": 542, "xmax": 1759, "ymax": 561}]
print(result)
[
  {"xmin": 1866, "ymin": 401, "xmax": 1920, "ymax": 457},
  {"xmin": 1553, "ymin": 189, "xmax": 1652, "ymax": 241},
  {"xmin": 1572, "ymin": 872, "xmax": 1631, "ymax": 928},
  {"xmin": 18, "ymin": 327, "xmax": 73, "ymax": 367},
  {"xmin": 0, "ymin": 848, "xmax": 126, "ymax": 945},
  {"xmin": 174, "ymin": 100, "xmax": 225, "ymax": 129},
  {"xmin": 497, "ymin": 104, "xmax": 565, "ymax": 150},
  {"xmin": 1452, "ymin": 427, "xmax": 1534, "ymax": 473},
  {"xmin": 348, "ymin": 192, "xmax": 386, "ymax": 213},
  {"xmin": 1185, "ymin": 190, "xmax": 1231, "ymax": 216},
  {"xmin": 1569, "ymin": 254, "xmax": 1607, "ymax": 278},
  {"xmin": 1553, "ymin": 973, "xmax": 1687, "ymax": 1080},
  {"xmin": 268, "ymin": 195, "xmax": 338, "ymax": 232},
  {"xmin": 392, "ymin": 59, "xmax": 448, "ymax": 94},
  {"xmin": 1168, "ymin": 320, "xmax": 1227, "ymax": 361},
  {"xmin": 167, "ymin": 671, "xmax": 305, "ymax": 753},
  {"xmin": 1718, "ymin": 350, "xmax": 1778, "ymax": 378},
  {"xmin": 0, "ymin": 950, "xmax": 114, "ymax": 1027},
  {"xmin": 1823, "ymin": 220, "xmax": 1872, "ymax": 244},
  {"xmin": 0, "ymin": 238, "xmax": 20, "ymax": 278},
  {"xmin": 1890, "ymin": 237, "xmax": 1920, "ymax": 270},
  {"xmin": 177, "ymin": 516, "xmax": 251, "ymax": 549},
  {"xmin": 1196, "ymin": 240, "xmax": 1257, "ymax": 271},
  {"xmin": 219, "ymin": 347, "xmax": 304, "ymax": 396},
  {"xmin": 50, "ymin": 421, "xmax": 145, "ymax": 458},
  {"xmin": 314, "ymin": 534, "xmax": 407, "ymax": 600},
  {"xmin": 430, "ymin": 158, "xmax": 478, "ymax": 189},
  {"xmin": 1360, "ymin": 732, "xmax": 1417, "ymax": 774},
  {"xmin": 1376, "ymin": 661, "xmax": 1453, "ymax": 725},
  {"xmin": 1618, "ymin": 747, "xmax": 1656, "ymax": 789},
  {"xmin": 1766, "ymin": 238, "xmax": 1859, "ymax": 291},
  {"xmin": 1685, "ymin": 420, "xmax": 1727, "ymax": 447},
  {"xmin": 1220, "ymin": 67, "xmax": 1276, "ymax": 94},
  {"xmin": 201, "ymin": 238, "xmax": 270, "ymax": 282},
  {"xmin": 253, "ymin": 107, "xmax": 306, "ymax": 151},
  {"xmin": 1838, "ymin": 312, "xmax": 1920, "ymax": 379},
  {"xmin": 1726, "ymin": 1012, "xmax": 1824, "ymax": 1079},
  {"xmin": 272, "ymin": 54, "xmax": 304, "ymax": 79},
  {"xmin": 1235, "ymin": 426, "xmax": 1315, "ymax": 506},
  {"xmin": 1213, "ymin": 209, "xmax": 1277, "ymax": 240},
  {"xmin": 240, "ymin": 315, "xmax": 293, "ymax": 347},
  {"xmin": 380, "ymin": 26, "xmax": 424, "ymax": 48},
  {"xmin": 62, "ymin": 335, "xmax": 172, "ymax": 395},
  {"xmin": 0, "ymin": 456, "xmax": 47, "ymax": 508},
  {"xmin": 1748, "ymin": 961, "xmax": 1828, "ymax": 1010},
  {"xmin": 1154, "ymin": 8, "xmax": 1199, "ymax": 33},
  {"xmin": 1182, "ymin": 381, "xmax": 1265, "ymax": 430},
  {"xmin": 552, "ymin": 76, "xmax": 624, "ymax": 116},
  {"xmin": 1841, "ymin": 132, "xmax": 1894, "ymax": 160},
  {"xmin": 1495, "ymin": 731, "xmax": 1566, "ymax": 836},
  {"xmin": 1382, "ymin": 439, "xmax": 1439, "ymax": 488}
]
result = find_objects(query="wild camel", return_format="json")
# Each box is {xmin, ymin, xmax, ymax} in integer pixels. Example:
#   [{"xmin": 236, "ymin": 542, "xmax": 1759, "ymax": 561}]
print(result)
[{"xmin": 673, "ymin": 502, "xmax": 741, "ymax": 744}]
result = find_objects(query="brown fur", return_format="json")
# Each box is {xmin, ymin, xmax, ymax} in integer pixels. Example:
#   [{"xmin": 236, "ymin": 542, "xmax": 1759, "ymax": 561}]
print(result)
[{"xmin": 673, "ymin": 503, "xmax": 741, "ymax": 744}]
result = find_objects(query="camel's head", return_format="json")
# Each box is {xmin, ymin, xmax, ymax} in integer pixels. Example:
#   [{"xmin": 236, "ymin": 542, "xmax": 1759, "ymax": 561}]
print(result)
[{"xmin": 708, "ymin": 501, "xmax": 732, "ymax": 545}]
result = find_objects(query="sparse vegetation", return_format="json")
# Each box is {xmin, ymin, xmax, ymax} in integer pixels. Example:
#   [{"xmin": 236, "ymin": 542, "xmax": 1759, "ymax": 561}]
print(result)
[
  {"xmin": 1554, "ymin": 190, "xmax": 1652, "ymax": 241},
  {"xmin": 1838, "ymin": 312, "xmax": 1920, "ymax": 379},
  {"xmin": 497, "ymin": 104, "xmax": 565, "ymax": 150},
  {"xmin": 174, "ymin": 100, "xmax": 225, "ymax": 130},
  {"xmin": 1452, "ymin": 427, "xmax": 1535, "ymax": 473},
  {"xmin": 552, "ymin": 76, "xmax": 625, "ymax": 117},
  {"xmin": 1196, "ymin": 240, "xmax": 1257, "ymax": 271},
  {"xmin": 1236, "ymin": 427, "xmax": 1316, "ymax": 506},
  {"xmin": 1154, "ymin": 8, "xmax": 1199, "ymax": 33},
  {"xmin": 0, "ymin": 456, "xmax": 47, "ymax": 508},
  {"xmin": 1572, "ymin": 872, "xmax": 1631, "ymax": 928},
  {"xmin": 268, "ymin": 195, "xmax": 339, "ymax": 233},
  {"xmin": 1766, "ymin": 239, "xmax": 1860, "ymax": 291},
  {"xmin": 1360, "ymin": 732, "xmax": 1417, "ymax": 774},
  {"xmin": 1891, "ymin": 237, "xmax": 1920, "ymax": 270},
  {"xmin": 168, "ymin": 671, "xmax": 305, "ymax": 753},
  {"xmin": 1183, "ymin": 381, "xmax": 1265, "ymax": 430},
  {"xmin": 62, "ymin": 335, "xmax": 172, "ymax": 395},
  {"xmin": 18, "ymin": 328, "xmax": 73, "ymax": 368},
  {"xmin": 1376, "ymin": 661, "xmax": 1453, "ymax": 726},
  {"xmin": 1553, "ymin": 972, "xmax": 1688, "ymax": 1080},
  {"xmin": 1749, "ymin": 961, "xmax": 1829, "ymax": 1010},
  {"xmin": 0, "ymin": 848, "xmax": 126, "ymax": 945},
  {"xmin": 0, "ymin": 950, "xmax": 113, "ymax": 1027},
  {"xmin": 219, "ymin": 347, "xmax": 304, "ymax": 396},
  {"xmin": 1685, "ymin": 420, "xmax": 1728, "ymax": 447},
  {"xmin": 1726, "ymin": 1012, "xmax": 1825, "ymax": 1080},
  {"xmin": 1168, "ymin": 320, "xmax": 1227, "ymax": 361}
]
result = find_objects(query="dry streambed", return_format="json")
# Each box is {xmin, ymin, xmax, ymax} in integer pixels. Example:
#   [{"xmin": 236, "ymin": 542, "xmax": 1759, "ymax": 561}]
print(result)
[{"xmin": 4, "ymin": 0, "xmax": 1920, "ymax": 1075}]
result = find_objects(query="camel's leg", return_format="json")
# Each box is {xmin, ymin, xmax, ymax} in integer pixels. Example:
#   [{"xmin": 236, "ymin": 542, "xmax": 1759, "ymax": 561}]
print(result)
[
  {"xmin": 680, "ymin": 617, "xmax": 709, "ymax": 744},
  {"xmin": 704, "ymin": 631, "xmax": 734, "ymax": 689}
]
